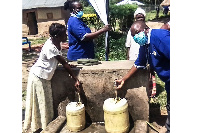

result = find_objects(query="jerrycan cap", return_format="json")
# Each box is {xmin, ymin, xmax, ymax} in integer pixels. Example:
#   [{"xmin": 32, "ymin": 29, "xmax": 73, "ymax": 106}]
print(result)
[
  {"xmin": 66, "ymin": 102, "xmax": 84, "ymax": 112},
  {"xmin": 103, "ymin": 98, "xmax": 127, "ymax": 111}
]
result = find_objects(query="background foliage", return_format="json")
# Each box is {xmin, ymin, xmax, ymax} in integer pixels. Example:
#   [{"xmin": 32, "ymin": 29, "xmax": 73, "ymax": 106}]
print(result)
[
  {"xmin": 80, "ymin": 0, "xmax": 163, "ymax": 6},
  {"xmin": 110, "ymin": 4, "xmax": 138, "ymax": 32}
]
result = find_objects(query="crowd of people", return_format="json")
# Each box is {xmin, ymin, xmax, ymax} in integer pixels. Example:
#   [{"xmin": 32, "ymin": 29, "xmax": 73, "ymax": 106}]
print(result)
[{"xmin": 23, "ymin": 1, "xmax": 170, "ymax": 133}]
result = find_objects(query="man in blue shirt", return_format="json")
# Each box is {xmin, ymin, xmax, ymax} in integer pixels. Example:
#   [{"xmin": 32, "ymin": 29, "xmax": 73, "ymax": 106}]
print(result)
[{"xmin": 116, "ymin": 21, "xmax": 170, "ymax": 132}]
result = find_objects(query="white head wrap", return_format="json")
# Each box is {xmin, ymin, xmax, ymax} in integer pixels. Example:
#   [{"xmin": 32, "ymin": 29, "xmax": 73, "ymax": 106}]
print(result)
[{"xmin": 134, "ymin": 7, "xmax": 146, "ymax": 18}]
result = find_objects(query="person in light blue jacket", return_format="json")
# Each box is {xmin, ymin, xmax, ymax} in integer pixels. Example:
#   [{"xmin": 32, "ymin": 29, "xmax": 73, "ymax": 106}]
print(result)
[{"xmin": 116, "ymin": 21, "xmax": 170, "ymax": 133}]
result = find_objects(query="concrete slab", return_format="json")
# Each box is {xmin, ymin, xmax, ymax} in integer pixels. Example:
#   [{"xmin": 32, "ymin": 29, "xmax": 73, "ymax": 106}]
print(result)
[
  {"xmin": 41, "ymin": 116, "xmax": 66, "ymax": 133},
  {"xmin": 68, "ymin": 60, "xmax": 135, "ymax": 70},
  {"xmin": 60, "ymin": 123, "xmax": 107, "ymax": 133},
  {"xmin": 51, "ymin": 60, "xmax": 149, "ymax": 123}
]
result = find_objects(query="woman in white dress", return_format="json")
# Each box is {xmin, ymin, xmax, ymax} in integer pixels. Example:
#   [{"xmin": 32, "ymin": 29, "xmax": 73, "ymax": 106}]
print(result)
[{"xmin": 23, "ymin": 23, "xmax": 80, "ymax": 133}]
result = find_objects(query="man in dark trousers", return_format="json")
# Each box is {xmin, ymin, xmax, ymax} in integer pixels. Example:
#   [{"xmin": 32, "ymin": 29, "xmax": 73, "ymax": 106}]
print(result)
[
  {"xmin": 115, "ymin": 21, "xmax": 170, "ymax": 132},
  {"xmin": 156, "ymin": 6, "xmax": 160, "ymax": 19}
]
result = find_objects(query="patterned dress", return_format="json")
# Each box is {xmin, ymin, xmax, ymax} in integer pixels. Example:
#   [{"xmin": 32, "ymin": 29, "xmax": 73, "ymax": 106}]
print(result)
[{"xmin": 23, "ymin": 73, "xmax": 54, "ymax": 132}]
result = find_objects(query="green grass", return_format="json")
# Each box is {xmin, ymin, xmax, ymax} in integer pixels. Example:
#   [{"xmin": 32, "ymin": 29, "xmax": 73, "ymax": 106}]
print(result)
[
  {"xmin": 145, "ymin": 10, "xmax": 170, "ymax": 22},
  {"xmin": 28, "ymin": 37, "xmax": 48, "ymax": 45}
]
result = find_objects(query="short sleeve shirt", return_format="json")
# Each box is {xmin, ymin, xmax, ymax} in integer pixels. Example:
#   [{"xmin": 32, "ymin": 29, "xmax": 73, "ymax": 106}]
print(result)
[
  {"xmin": 125, "ymin": 30, "xmax": 140, "ymax": 61},
  {"xmin": 67, "ymin": 16, "xmax": 95, "ymax": 61},
  {"xmin": 30, "ymin": 38, "xmax": 62, "ymax": 80}
]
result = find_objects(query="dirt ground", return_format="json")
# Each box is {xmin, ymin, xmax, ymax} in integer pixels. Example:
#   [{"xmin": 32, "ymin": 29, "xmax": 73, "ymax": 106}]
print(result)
[{"xmin": 22, "ymin": 20, "xmax": 169, "ymax": 133}]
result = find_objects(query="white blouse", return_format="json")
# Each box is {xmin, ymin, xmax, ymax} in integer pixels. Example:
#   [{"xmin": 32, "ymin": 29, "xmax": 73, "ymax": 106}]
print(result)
[
  {"xmin": 125, "ymin": 30, "xmax": 140, "ymax": 61},
  {"xmin": 30, "ymin": 38, "xmax": 62, "ymax": 80}
]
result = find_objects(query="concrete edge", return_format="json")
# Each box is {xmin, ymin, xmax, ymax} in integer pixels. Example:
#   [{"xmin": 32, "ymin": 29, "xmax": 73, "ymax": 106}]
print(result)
[
  {"xmin": 41, "ymin": 116, "xmax": 66, "ymax": 133},
  {"xmin": 133, "ymin": 120, "xmax": 148, "ymax": 133}
]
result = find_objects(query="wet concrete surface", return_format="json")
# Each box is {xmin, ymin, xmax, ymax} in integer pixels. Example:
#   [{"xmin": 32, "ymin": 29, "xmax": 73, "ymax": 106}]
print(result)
[
  {"xmin": 60, "ymin": 122, "xmax": 135, "ymax": 133},
  {"xmin": 60, "ymin": 122, "xmax": 107, "ymax": 133}
]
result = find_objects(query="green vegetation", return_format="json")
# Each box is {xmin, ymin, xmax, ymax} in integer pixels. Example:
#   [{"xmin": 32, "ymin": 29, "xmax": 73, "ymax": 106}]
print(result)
[
  {"xmin": 109, "ymin": 4, "xmax": 138, "ymax": 31},
  {"xmin": 83, "ymin": 6, "xmax": 96, "ymax": 14},
  {"xmin": 145, "ymin": 10, "xmax": 170, "ymax": 21},
  {"xmin": 28, "ymin": 37, "xmax": 47, "ymax": 45},
  {"xmin": 94, "ymin": 32, "xmax": 127, "ymax": 61}
]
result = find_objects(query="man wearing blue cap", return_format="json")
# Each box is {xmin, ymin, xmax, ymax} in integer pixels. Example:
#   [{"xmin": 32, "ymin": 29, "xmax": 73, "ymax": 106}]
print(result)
[{"xmin": 116, "ymin": 20, "xmax": 170, "ymax": 133}]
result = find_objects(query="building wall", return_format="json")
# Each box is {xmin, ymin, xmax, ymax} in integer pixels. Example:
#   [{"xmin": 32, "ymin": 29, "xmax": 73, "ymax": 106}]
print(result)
[
  {"xmin": 22, "ymin": 7, "xmax": 70, "ymax": 36},
  {"xmin": 22, "ymin": 9, "xmax": 37, "ymax": 24},
  {"xmin": 37, "ymin": 7, "xmax": 62, "ymax": 20},
  {"xmin": 37, "ymin": 20, "xmax": 65, "ymax": 37}
]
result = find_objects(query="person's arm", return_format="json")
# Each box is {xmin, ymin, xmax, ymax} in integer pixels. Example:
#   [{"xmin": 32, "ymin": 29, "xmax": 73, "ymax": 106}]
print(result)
[
  {"xmin": 55, "ymin": 55, "xmax": 80, "ymax": 90},
  {"xmin": 116, "ymin": 65, "xmax": 138, "ymax": 89},
  {"xmin": 69, "ymin": 18, "xmax": 111, "ymax": 42},
  {"xmin": 61, "ymin": 42, "xmax": 69, "ymax": 49},
  {"xmin": 83, "ymin": 25, "xmax": 111, "ymax": 41},
  {"xmin": 116, "ymin": 45, "xmax": 147, "ymax": 90}
]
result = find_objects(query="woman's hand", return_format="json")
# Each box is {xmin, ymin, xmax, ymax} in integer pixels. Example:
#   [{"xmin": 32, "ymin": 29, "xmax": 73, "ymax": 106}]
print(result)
[
  {"xmin": 61, "ymin": 42, "xmax": 69, "ymax": 49},
  {"xmin": 69, "ymin": 64, "xmax": 76, "ymax": 68},
  {"xmin": 102, "ymin": 24, "xmax": 112, "ymax": 32},
  {"xmin": 83, "ymin": 24, "xmax": 112, "ymax": 41}
]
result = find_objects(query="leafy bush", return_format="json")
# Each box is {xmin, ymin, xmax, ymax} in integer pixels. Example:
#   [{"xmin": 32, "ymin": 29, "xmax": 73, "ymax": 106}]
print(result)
[
  {"xmin": 82, "ymin": 6, "xmax": 104, "ymax": 30},
  {"xmin": 82, "ymin": 14, "xmax": 98, "ymax": 26},
  {"xmin": 83, "ymin": 4, "xmax": 138, "ymax": 32},
  {"xmin": 110, "ymin": 4, "xmax": 138, "ymax": 31},
  {"xmin": 83, "ymin": 6, "xmax": 96, "ymax": 14},
  {"xmin": 95, "ymin": 33, "xmax": 127, "ymax": 61}
]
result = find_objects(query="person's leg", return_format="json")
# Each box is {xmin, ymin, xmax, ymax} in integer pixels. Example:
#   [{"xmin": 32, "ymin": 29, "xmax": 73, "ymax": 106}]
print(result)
[
  {"xmin": 151, "ymin": 74, "xmax": 156, "ymax": 97},
  {"xmin": 36, "ymin": 77, "xmax": 54, "ymax": 130},
  {"xmin": 165, "ymin": 93, "xmax": 170, "ymax": 133},
  {"xmin": 149, "ymin": 70, "xmax": 156, "ymax": 98},
  {"xmin": 23, "ymin": 72, "xmax": 36, "ymax": 132}
]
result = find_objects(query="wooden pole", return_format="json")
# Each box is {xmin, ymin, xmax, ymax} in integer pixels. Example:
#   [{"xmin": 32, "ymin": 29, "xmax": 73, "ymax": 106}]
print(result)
[{"xmin": 105, "ymin": 0, "xmax": 109, "ymax": 61}]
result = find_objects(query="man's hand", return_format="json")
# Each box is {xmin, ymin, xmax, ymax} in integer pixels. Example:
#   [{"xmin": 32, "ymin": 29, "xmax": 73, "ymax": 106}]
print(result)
[
  {"xmin": 75, "ymin": 80, "xmax": 80, "ymax": 92},
  {"xmin": 115, "ymin": 79, "xmax": 125, "ymax": 90},
  {"xmin": 69, "ymin": 64, "xmax": 76, "ymax": 68}
]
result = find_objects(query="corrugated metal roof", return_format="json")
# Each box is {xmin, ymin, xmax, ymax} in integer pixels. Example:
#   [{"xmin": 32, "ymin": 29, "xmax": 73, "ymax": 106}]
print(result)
[{"xmin": 22, "ymin": 0, "xmax": 67, "ymax": 9}]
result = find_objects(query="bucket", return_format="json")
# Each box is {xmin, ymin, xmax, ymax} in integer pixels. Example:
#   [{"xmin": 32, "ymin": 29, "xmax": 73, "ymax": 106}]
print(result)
[
  {"xmin": 103, "ymin": 98, "xmax": 129, "ymax": 133},
  {"xmin": 66, "ymin": 102, "xmax": 85, "ymax": 132}
]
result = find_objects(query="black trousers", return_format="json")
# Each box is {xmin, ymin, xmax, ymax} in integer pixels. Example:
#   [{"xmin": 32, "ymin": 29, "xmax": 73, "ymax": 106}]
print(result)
[{"xmin": 165, "ymin": 93, "xmax": 170, "ymax": 133}]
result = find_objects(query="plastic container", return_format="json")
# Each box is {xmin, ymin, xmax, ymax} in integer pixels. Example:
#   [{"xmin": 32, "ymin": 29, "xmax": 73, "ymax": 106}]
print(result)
[
  {"xmin": 66, "ymin": 102, "xmax": 85, "ymax": 132},
  {"xmin": 103, "ymin": 98, "xmax": 129, "ymax": 133}
]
